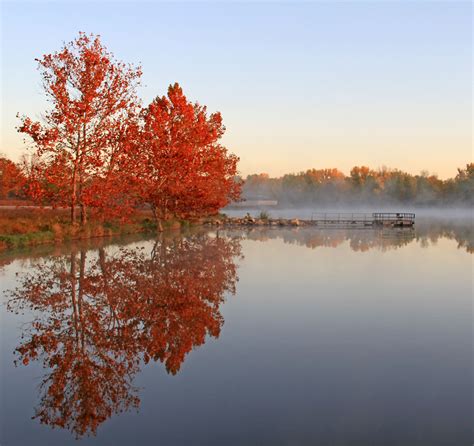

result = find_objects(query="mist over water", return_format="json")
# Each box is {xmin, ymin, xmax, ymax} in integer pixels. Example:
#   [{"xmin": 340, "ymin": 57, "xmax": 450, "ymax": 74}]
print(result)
[{"xmin": 224, "ymin": 206, "xmax": 473, "ymax": 254}]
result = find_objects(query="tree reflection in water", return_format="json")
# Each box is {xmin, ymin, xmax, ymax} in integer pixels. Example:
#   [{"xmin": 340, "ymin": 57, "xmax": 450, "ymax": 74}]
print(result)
[
  {"xmin": 232, "ymin": 223, "xmax": 473, "ymax": 253},
  {"xmin": 239, "ymin": 227, "xmax": 418, "ymax": 252},
  {"xmin": 7, "ymin": 232, "xmax": 242, "ymax": 438}
]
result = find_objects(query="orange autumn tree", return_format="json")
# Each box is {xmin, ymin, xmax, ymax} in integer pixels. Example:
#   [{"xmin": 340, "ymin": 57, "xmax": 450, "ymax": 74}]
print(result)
[
  {"xmin": 138, "ymin": 83, "xmax": 241, "ymax": 230},
  {"xmin": 18, "ymin": 32, "xmax": 142, "ymax": 224},
  {"xmin": 0, "ymin": 155, "xmax": 26, "ymax": 199}
]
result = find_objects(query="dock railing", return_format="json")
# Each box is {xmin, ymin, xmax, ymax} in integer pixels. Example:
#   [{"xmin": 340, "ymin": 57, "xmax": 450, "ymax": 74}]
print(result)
[
  {"xmin": 372, "ymin": 212, "xmax": 415, "ymax": 221},
  {"xmin": 310, "ymin": 212, "xmax": 415, "ymax": 227},
  {"xmin": 311, "ymin": 213, "xmax": 374, "ymax": 223}
]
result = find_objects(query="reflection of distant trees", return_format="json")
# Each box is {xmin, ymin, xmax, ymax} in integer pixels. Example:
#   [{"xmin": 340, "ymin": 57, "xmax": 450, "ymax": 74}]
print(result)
[
  {"xmin": 232, "ymin": 227, "xmax": 416, "ymax": 252},
  {"xmin": 7, "ymin": 233, "xmax": 241, "ymax": 437},
  {"xmin": 414, "ymin": 219, "xmax": 473, "ymax": 253},
  {"xmin": 226, "ymin": 222, "xmax": 473, "ymax": 253}
]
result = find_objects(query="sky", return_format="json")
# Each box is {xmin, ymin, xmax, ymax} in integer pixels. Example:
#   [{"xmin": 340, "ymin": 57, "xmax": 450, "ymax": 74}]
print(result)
[{"xmin": 0, "ymin": 0, "xmax": 472, "ymax": 179}]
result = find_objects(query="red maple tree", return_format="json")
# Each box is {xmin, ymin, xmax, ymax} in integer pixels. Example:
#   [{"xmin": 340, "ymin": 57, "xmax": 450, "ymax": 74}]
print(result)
[
  {"xmin": 137, "ymin": 83, "xmax": 242, "ymax": 230},
  {"xmin": 0, "ymin": 156, "xmax": 26, "ymax": 199},
  {"xmin": 18, "ymin": 32, "xmax": 142, "ymax": 224}
]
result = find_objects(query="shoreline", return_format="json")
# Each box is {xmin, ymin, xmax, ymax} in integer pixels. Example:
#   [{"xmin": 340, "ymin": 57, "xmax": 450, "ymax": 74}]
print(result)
[
  {"xmin": 0, "ymin": 207, "xmax": 202, "ymax": 252},
  {"xmin": 4, "ymin": 207, "xmax": 471, "ymax": 253}
]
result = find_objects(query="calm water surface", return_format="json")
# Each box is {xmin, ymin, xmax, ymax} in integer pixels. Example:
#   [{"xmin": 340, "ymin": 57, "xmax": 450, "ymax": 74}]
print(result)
[{"xmin": 0, "ymin": 216, "xmax": 472, "ymax": 445}]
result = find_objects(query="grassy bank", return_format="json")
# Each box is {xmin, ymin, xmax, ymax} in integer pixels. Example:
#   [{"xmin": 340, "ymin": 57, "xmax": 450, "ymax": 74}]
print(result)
[{"xmin": 0, "ymin": 208, "xmax": 197, "ymax": 251}]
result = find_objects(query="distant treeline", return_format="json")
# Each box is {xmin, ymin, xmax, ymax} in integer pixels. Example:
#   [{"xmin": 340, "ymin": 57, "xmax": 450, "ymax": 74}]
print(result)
[
  {"xmin": 241, "ymin": 164, "xmax": 474, "ymax": 207},
  {"xmin": 2, "ymin": 159, "xmax": 473, "ymax": 208}
]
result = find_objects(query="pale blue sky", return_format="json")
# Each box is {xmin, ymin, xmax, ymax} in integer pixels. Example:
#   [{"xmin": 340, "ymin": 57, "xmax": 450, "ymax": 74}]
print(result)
[{"xmin": 1, "ymin": 1, "xmax": 472, "ymax": 178}]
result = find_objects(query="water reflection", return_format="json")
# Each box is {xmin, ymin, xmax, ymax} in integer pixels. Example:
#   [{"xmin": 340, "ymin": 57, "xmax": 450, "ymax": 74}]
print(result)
[
  {"xmin": 234, "ymin": 227, "xmax": 415, "ymax": 252},
  {"xmin": 223, "ymin": 219, "xmax": 473, "ymax": 253},
  {"xmin": 415, "ymin": 218, "xmax": 473, "ymax": 253},
  {"xmin": 2, "ymin": 219, "xmax": 472, "ymax": 443},
  {"xmin": 7, "ymin": 233, "xmax": 242, "ymax": 438},
  {"xmin": 0, "ymin": 218, "xmax": 471, "ymax": 275}
]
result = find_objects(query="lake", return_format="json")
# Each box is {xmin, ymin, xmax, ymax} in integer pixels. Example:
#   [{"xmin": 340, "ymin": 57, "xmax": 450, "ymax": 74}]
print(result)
[{"xmin": 0, "ymin": 214, "xmax": 472, "ymax": 445}]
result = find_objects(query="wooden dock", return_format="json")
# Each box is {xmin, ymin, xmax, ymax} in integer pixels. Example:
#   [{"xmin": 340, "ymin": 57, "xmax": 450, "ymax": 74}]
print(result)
[{"xmin": 310, "ymin": 212, "xmax": 415, "ymax": 228}]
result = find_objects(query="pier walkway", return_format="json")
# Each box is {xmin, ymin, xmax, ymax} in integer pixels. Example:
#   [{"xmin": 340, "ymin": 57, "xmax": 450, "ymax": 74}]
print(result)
[{"xmin": 310, "ymin": 212, "xmax": 415, "ymax": 228}]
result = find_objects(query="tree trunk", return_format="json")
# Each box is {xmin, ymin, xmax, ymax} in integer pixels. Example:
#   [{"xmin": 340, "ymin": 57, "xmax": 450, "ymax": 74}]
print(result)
[
  {"xmin": 71, "ymin": 201, "xmax": 77, "ymax": 224},
  {"xmin": 71, "ymin": 167, "xmax": 78, "ymax": 224},
  {"xmin": 78, "ymin": 121, "xmax": 87, "ymax": 226},
  {"xmin": 80, "ymin": 204, "xmax": 87, "ymax": 225},
  {"xmin": 152, "ymin": 205, "xmax": 164, "ymax": 232}
]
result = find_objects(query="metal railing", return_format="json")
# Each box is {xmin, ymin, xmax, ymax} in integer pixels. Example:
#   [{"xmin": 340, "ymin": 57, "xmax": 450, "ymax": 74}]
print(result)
[
  {"xmin": 310, "ymin": 212, "xmax": 415, "ymax": 225},
  {"xmin": 311, "ymin": 213, "xmax": 374, "ymax": 222},
  {"xmin": 372, "ymin": 212, "xmax": 415, "ymax": 222}
]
